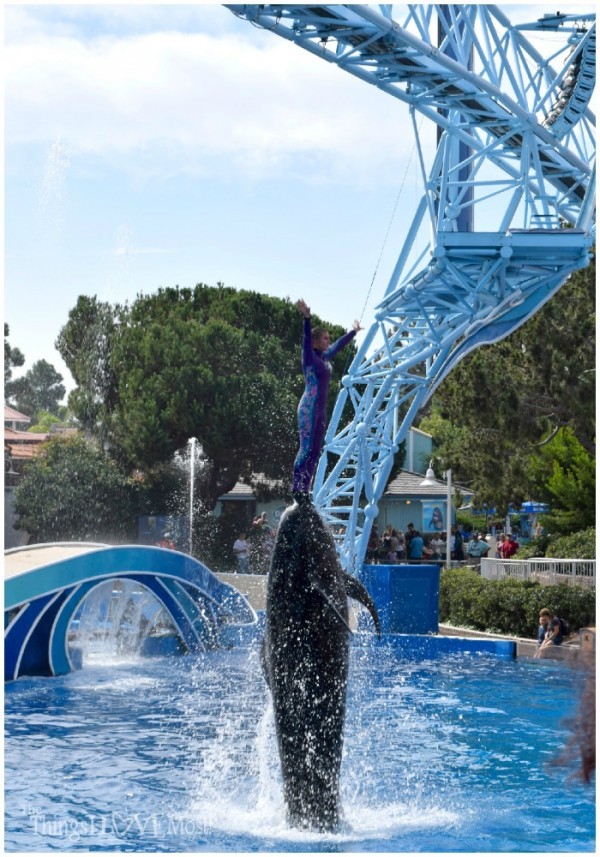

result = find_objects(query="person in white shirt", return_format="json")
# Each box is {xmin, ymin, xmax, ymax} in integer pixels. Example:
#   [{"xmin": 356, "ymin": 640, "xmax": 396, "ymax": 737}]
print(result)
[
  {"xmin": 430, "ymin": 534, "xmax": 444, "ymax": 559},
  {"xmin": 233, "ymin": 532, "xmax": 250, "ymax": 574}
]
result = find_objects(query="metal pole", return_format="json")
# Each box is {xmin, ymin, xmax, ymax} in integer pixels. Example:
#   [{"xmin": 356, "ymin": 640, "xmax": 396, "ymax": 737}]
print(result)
[
  {"xmin": 189, "ymin": 437, "xmax": 196, "ymax": 555},
  {"xmin": 446, "ymin": 469, "xmax": 452, "ymax": 568}
]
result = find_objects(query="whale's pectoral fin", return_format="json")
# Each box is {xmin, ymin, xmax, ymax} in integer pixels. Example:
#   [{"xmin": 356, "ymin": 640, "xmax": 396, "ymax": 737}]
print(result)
[
  {"xmin": 309, "ymin": 580, "xmax": 354, "ymax": 634},
  {"xmin": 344, "ymin": 573, "xmax": 381, "ymax": 637}
]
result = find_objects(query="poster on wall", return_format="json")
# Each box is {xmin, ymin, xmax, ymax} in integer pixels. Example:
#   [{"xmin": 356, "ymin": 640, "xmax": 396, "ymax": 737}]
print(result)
[{"xmin": 422, "ymin": 502, "xmax": 445, "ymax": 532}]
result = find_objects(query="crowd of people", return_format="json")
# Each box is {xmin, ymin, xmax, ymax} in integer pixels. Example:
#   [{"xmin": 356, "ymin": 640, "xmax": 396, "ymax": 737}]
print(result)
[
  {"xmin": 366, "ymin": 523, "xmax": 448, "ymax": 564},
  {"xmin": 364, "ymin": 523, "xmax": 521, "ymax": 566}
]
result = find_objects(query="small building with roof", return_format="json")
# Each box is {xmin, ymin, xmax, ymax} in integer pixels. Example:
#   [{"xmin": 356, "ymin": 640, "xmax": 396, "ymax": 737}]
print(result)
[{"xmin": 377, "ymin": 469, "xmax": 471, "ymax": 536}]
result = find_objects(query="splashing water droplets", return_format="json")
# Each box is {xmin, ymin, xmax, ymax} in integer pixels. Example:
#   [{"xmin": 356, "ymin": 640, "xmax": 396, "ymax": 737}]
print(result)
[{"xmin": 38, "ymin": 138, "xmax": 70, "ymax": 242}]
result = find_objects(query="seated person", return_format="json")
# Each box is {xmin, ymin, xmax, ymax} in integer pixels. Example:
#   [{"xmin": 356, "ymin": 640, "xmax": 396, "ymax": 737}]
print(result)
[{"xmin": 535, "ymin": 608, "xmax": 568, "ymax": 657}]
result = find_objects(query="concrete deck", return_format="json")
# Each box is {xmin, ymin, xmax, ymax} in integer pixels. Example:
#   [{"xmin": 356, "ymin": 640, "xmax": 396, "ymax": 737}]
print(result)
[{"xmin": 216, "ymin": 572, "xmax": 267, "ymax": 611}]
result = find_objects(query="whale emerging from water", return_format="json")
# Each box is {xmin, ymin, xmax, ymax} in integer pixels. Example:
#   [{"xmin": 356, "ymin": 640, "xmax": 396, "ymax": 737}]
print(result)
[{"xmin": 262, "ymin": 500, "xmax": 380, "ymax": 832}]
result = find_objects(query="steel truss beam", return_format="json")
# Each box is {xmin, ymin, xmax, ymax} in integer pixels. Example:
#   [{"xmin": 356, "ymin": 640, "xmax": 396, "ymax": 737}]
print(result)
[{"xmin": 226, "ymin": 5, "xmax": 595, "ymax": 572}]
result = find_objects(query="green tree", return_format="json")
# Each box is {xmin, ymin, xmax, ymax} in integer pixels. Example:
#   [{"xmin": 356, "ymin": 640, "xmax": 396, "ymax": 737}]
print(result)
[
  {"xmin": 528, "ymin": 427, "xmax": 595, "ymax": 534},
  {"xmin": 28, "ymin": 410, "xmax": 62, "ymax": 433},
  {"xmin": 8, "ymin": 360, "xmax": 66, "ymax": 419},
  {"xmin": 14, "ymin": 436, "xmax": 141, "ymax": 542},
  {"xmin": 55, "ymin": 295, "xmax": 119, "ymax": 440},
  {"xmin": 57, "ymin": 285, "xmax": 354, "ymax": 509},
  {"xmin": 4, "ymin": 323, "xmax": 25, "ymax": 386}
]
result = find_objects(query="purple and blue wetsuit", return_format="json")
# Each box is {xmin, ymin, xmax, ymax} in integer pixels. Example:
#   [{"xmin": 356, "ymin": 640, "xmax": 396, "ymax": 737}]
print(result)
[{"xmin": 292, "ymin": 316, "xmax": 356, "ymax": 495}]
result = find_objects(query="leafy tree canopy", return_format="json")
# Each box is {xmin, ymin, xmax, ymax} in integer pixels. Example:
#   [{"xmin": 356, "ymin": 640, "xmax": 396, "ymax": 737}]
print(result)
[
  {"xmin": 528, "ymin": 427, "xmax": 595, "ymax": 534},
  {"xmin": 28, "ymin": 410, "xmax": 63, "ymax": 433},
  {"xmin": 57, "ymin": 285, "xmax": 354, "ymax": 509},
  {"xmin": 7, "ymin": 359, "xmax": 66, "ymax": 420},
  {"xmin": 4, "ymin": 323, "xmax": 25, "ymax": 385},
  {"xmin": 14, "ymin": 436, "xmax": 140, "ymax": 543},
  {"xmin": 55, "ymin": 295, "xmax": 118, "ymax": 440}
]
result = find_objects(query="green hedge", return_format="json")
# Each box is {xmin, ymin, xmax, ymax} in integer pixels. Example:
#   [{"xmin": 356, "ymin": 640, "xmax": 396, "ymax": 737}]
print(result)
[
  {"xmin": 518, "ymin": 527, "xmax": 596, "ymax": 560},
  {"xmin": 439, "ymin": 567, "xmax": 595, "ymax": 638}
]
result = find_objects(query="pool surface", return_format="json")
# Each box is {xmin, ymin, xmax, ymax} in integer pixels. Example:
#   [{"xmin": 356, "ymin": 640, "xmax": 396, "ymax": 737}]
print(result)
[{"xmin": 4, "ymin": 638, "xmax": 595, "ymax": 852}]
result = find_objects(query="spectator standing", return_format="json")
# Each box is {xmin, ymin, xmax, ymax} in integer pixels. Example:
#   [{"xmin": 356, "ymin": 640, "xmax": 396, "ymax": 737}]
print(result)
[
  {"xmin": 430, "ymin": 533, "xmax": 444, "ymax": 559},
  {"xmin": 380, "ymin": 525, "xmax": 393, "ymax": 562},
  {"xmin": 366, "ymin": 524, "xmax": 379, "ymax": 564},
  {"xmin": 408, "ymin": 530, "xmax": 424, "ymax": 561},
  {"xmin": 251, "ymin": 512, "xmax": 275, "ymax": 574},
  {"xmin": 233, "ymin": 532, "xmax": 250, "ymax": 574},
  {"xmin": 467, "ymin": 532, "xmax": 490, "ymax": 566},
  {"xmin": 156, "ymin": 531, "xmax": 175, "ymax": 550},
  {"xmin": 388, "ymin": 529, "xmax": 400, "ymax": 563},
  {"xmin": 502, "ymin": 533, "xmax": 520, "ymax": 558},
  {"xmin": 452, "ymin": 526, "xmax": 465, "ymax": 561},
  {"xmin": 405, "ymin": 523, "xmax": 416, "ymax": 549}
]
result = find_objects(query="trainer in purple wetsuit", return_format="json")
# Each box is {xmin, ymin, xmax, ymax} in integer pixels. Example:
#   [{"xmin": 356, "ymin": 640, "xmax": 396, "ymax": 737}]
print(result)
[{"xmin": 292, "ymin": 299, "xmax": 361, "ymax": 501}]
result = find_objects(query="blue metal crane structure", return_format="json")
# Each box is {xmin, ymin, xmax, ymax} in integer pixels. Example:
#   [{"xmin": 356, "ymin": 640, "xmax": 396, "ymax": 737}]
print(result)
[{"xmin": 225, "ymin": 5, "xmax": 596, "ymax": 573}]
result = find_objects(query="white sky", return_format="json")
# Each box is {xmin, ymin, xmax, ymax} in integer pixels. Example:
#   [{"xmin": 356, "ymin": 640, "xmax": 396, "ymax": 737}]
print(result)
[{"xmin": 4, "ymin": 1, "xmax": 595, "ymax": 393}]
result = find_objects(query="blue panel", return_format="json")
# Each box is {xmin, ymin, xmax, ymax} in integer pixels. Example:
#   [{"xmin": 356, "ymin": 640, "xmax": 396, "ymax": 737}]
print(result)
[
  {"xmin": 359, "ymin": 565, "xmax": 392, "ymax": 633},
  {"xmin": 126, "ymin": 574, "xmax": 203, "ymax": 653},
  {"xmin": 158, "ymin": 578, "xmax": 216, "ymax": 648},
  {"xmin": 50, "ymin": 580, "xmax": 104, "ymax": 676},
  {"xmin": 361, "ymin": 564, "xmax": 440, "ymax": 634},
  {"xmin": 5, "ymin": 593, "xmax": 58, "ymax": 681},
  {"xmin": 18, "ymin": 589, "xmax": 72, "ymax": 678},
  {"xmin": 352, "ymin": 633, "xmax": 516, "ymax": 659}
]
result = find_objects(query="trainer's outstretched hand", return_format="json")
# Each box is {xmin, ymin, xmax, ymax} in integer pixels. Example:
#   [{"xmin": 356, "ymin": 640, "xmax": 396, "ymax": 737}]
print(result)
[
  {"xmin": 296, "ymin": 299, "xmax": 310, "ymax": 318},
  {"xmin": 352, "ymin": 319, "xmax": 363, "ymax": 332}
]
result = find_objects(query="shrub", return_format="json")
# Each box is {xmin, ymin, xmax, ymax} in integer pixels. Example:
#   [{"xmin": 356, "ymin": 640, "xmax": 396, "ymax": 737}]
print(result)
[
  {"xmin": 439, "ymin": 567, "xmax": 595, "ymax": 638},
  {"xmin": 517, "ymin": 528, "xmax": 595, "ymax": 560},
  {"xmin": 546, "ymin": 528, "xmax": 596, "ymax": 560}
]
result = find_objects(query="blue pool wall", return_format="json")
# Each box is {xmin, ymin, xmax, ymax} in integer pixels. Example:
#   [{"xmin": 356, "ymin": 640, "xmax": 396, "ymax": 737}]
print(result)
[
  {"xmin": 360, "ymin": 563, "xmax": 441, "ymax": 635},
  {"xmin": 219, "ymin": 611, "xmax": 516, "ymax": 659}
]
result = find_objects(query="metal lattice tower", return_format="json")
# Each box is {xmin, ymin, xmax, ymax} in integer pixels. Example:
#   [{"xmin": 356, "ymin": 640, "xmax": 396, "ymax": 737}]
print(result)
[{"xmin": 225, "ymin": 4, "xmax": 596, "ymax": 573}]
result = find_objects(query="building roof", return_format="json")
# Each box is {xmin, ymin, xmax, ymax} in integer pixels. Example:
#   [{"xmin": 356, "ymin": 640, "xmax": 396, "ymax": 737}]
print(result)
[
  {"xmin": 384, "ymin": 469, "xmax": 471, "ymax": 498},
  {"xmin": 218, "ymin": 474, "xmax": 282, "ymax": 501},
  {"xmin": 219, "ymin": 481, "xmax": 256, "ymax": 500},
  {"xmin": 5, "ymin": 427, "xmax": 49, "ymax": 443},
  {"xmin": 6, "ymin": 444, "xmax": 43, "ymax": 460},
  {"xmin": 4, "ymin": 405, "xmax": 31, "ymax": 424}
]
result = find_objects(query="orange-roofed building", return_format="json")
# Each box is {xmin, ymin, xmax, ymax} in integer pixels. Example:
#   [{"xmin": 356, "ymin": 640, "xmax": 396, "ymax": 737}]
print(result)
[{"xmin": 4, "ymin": 405, "xmax": 50, "ymax": 482}]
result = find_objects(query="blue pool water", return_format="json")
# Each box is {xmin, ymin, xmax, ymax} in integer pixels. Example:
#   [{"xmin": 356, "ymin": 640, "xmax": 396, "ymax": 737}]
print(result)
[{"xmin": 4, "ymin": 638, "xmax": 595, "ymax": 852}]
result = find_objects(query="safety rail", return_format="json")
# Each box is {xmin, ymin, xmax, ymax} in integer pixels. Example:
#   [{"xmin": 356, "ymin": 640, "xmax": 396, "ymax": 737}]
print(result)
[{"xmin": 480, "ymin": 558, "xmax": 595, "ymax": 588}]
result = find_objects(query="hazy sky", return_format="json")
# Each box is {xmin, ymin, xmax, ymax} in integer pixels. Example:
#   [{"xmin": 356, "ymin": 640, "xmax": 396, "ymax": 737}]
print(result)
[{"xmin": 4, "ymin": 1, "xmax": 594, "ymax": 392}]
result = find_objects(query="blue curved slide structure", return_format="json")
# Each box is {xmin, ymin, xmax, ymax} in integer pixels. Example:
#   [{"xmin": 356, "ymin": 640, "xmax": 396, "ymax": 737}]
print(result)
[{"xmin": 4, "ymin": 544, "xmax": 257, "ymax": 681}]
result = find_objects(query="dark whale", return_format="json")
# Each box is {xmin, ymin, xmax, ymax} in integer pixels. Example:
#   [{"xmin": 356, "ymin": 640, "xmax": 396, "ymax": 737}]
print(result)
[{"xmin": 262, "ymin": 500, "xmax": 380, "ymax": 832}]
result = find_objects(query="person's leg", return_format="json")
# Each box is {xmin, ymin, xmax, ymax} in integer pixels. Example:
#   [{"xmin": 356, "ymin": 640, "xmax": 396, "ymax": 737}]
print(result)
[{"xmin": 292, "ymin": 398, "xmax": 325, "ymax": 495}]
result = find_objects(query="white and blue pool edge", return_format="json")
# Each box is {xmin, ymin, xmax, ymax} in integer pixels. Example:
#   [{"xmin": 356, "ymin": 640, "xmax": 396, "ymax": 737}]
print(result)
[{"xmin": 219, "ymin": 612, "xmax": 517, "ymax": 658}]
